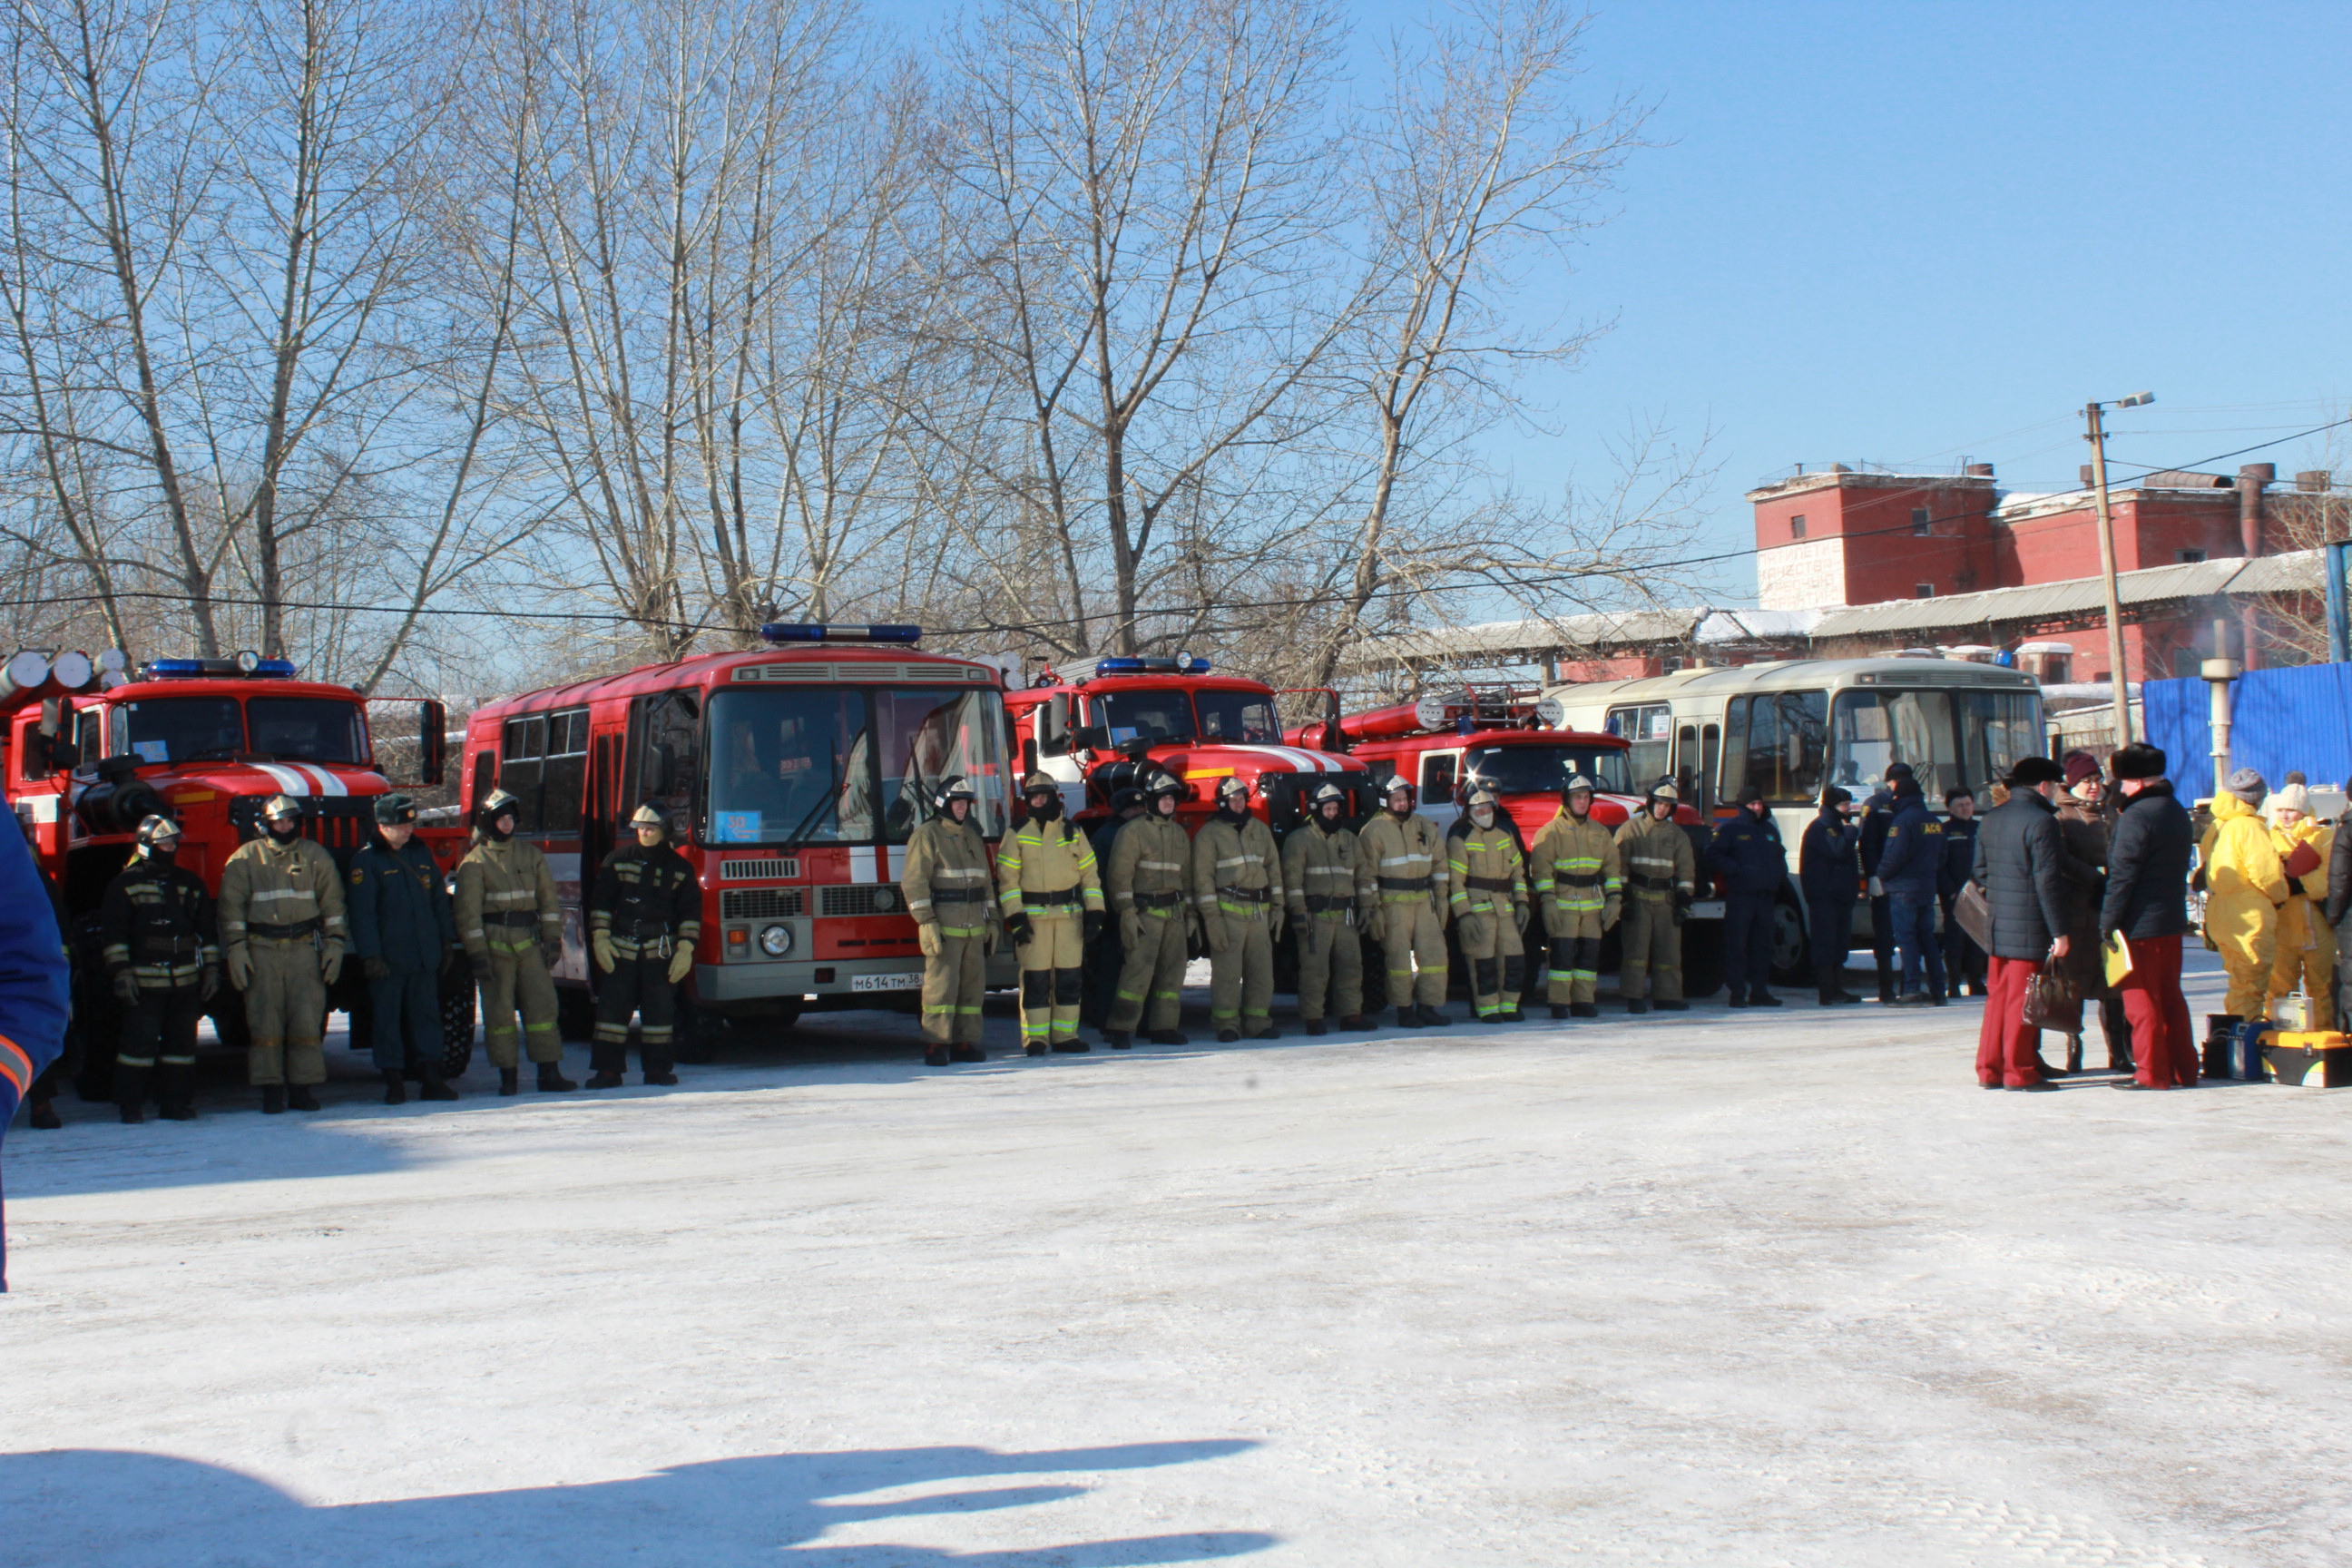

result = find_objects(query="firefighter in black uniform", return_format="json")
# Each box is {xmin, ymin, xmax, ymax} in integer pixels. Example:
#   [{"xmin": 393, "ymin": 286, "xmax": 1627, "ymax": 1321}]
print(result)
[
  {"xmin": 585, "ymin": 804, "xmax": 700, "ymax": 1088},
  {"xmin": 98, "ymin": 815, "xmax": 218, "ymax": 1122}
]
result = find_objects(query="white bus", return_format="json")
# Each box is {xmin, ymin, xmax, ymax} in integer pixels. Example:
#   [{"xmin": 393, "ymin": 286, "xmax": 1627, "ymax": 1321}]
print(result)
[{"xmin": 1543, "ymin": 658, "xmax": 2043, "ymax": 982}]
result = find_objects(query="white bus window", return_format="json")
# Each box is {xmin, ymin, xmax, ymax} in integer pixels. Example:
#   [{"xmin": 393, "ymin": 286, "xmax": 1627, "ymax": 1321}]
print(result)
[
  {"xmin": 1729, "ymin": 691, "xmax": 1827, "ymax": 803},
  {"xmin": 1606, "ymin": 703, "xmax": 1672, "ymax": 785},
  {"xmin": 1958, "ymin": 690, "xmax": 2041, "ymax": 789},
  {"xmin": 1830, "ymin": 689, "xmax": 1962, "ymax": 798}
]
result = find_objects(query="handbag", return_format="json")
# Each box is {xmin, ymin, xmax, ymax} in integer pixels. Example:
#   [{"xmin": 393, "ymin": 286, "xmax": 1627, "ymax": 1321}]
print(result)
[
  {"xmin": 1955, "ymin": 881, "xmax": 1992, "ymax": 951},
  {"xmin": 2022, "ymin": 941, "xmax": 2080, "ymax": 1029}
]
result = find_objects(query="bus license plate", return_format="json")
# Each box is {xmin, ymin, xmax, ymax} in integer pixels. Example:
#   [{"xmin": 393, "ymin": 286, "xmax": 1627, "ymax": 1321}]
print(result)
[{"xmin": 850, "ymin": 972, "xmax": 923, "ymax": 994}]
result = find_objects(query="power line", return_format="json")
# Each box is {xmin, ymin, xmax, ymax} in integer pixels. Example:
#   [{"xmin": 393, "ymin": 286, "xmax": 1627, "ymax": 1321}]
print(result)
[{"xmin": 13, "ymin": 411, "xmax": 2352, "ymax": 649}]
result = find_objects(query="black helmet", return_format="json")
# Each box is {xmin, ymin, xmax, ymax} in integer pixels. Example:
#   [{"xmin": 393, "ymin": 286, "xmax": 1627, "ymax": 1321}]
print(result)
[
  {"xmin": 134, "ymin": 813, "xmax": 182, "ymax": 853},
  {"xmin": 1144, "ymin": 770, "xmax": 1187, "ymax": 802},
  {"xmin": 475, "ymin": 788, "xmax": 522, "ymax": 831}
]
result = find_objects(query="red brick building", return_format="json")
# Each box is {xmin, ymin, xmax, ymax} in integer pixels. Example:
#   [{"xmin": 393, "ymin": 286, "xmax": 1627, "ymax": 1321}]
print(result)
[{"xmin": 1748, "ymin": 462, "xmax": 2307, "ymax": 681}]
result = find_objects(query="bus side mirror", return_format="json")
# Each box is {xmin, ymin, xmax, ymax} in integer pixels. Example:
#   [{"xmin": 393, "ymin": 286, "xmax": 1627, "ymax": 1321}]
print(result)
[
  {"xmin": 419, "ymin": 701, "xmax": 447, "ymax": 787},
  {"xmin": 1040, "ymin": 693, "xmax": 1070, "ymax": 756}
]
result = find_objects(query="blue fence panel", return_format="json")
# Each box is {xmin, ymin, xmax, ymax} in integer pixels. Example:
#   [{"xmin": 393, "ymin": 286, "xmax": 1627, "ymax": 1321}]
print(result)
[{"xmin": 2141, "ymin": 666, "xmax": 2352, "ymax": 795}]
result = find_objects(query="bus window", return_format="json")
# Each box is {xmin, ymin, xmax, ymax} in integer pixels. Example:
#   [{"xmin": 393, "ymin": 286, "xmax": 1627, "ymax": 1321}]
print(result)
[
  {"xmin": 500, "ymin": 713, "xmax": 545, "ymax": 832},
  {"xmin": 1724, "ymin": 691, "xmax": 1827, "ymax": 802},
  {"xmin": 875, "ymin": 685, "xmax": 1012, "ymax": 841},
  {"xmin": 540, "ymin": 708, "xmax": 589, "ymax": 834},
  {"xmin": 1700, "ymin": 724, "xmax": 1720, "ymax": 810},
  {"xmin": 1673, "ymin": 725, "xmax": 1698, "ymax": 803},
  {"xmin": 1830, "ymin": 689, "xmax": 1962, "ymax": 798},
  {"xmin": 1958, "ymin": 689, "xmax": 2042, "ymax": 790},
  {"xmin": 1606, "ymin": 703, "xmax": 1672, "ymax": 783}
]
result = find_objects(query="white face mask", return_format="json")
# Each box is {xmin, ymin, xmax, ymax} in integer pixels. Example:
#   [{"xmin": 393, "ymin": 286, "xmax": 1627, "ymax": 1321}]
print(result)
[{"xmin": 1471, "ymin": 807, "xmax": 1495, "ymax": 828}]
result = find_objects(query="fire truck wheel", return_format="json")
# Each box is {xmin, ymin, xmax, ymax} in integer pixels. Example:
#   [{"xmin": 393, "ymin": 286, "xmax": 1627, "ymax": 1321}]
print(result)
[
  {"xmin": 437, "ymin": 972, "xmax": 475, "ymax": 1079},
  {"xmin": 1679, "ymin": 922, "xmax": 1725, "ymax": 999}
]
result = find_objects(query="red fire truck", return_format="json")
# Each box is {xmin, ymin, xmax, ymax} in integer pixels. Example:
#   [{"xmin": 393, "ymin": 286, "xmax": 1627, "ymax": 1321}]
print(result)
[
  {"xmin": 1005, "ymin": 654, "xmax": 1372, "ymax": 830},
  {"xmin": 2, "ymin": 647, "xmax": 462, "ymax": 1089},
  {"xmin": 459, "ymin": 624, "xmax": 1016, "ymax": 1053},
  {"xmin": 1288, "ymin": 688, "xmax": 1727, "ymax": 996}
]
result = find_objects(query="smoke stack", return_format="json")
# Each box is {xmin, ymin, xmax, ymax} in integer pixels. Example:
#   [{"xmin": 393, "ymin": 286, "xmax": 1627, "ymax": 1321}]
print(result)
[
  {"xmin": 1964, "ymin": 463, "xmax": 1994, "ymax": 477},
  {"xmin": 2239, "ymin": 463, "xmax": 2274, "ymax": 557},
  {"xmin": 2298, "ymin": 469, "xmax": 2333, "ymax": 493}
]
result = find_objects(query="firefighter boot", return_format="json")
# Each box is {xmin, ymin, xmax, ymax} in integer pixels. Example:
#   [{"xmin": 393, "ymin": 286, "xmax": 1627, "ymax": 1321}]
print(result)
[
  {"xmin": 1571, "ymin": 1002, "xmax": 1599, "ymax": 1018},
  {"xmin": 382, "ymin": 1069, "xmax": 408, "ymax": 1106},
  {"xmin": 418, "ymin": 1063, "xmax": 459, "ymax": 1101},
  {"xmin": 498, "ymin": 1067, "xmax": 521, "ymax": 1096},
  {"xmin": 1147, "ymin": 1028, "xmax": 1191, "ymax": 1045},
  {"xmin": 924, "ymin": 1047, "xmax": 951, "ymax": 1067},
  {"xmin": 643, "ymin": 1062, "xmax": 677, "ymax": 1086},
  {"xmin": 1337, "ymin": 1015, "xmax": 1375, "ymax": 1033},
  {"xmin": 287, "ymin": 1085, "xmax": 320, "ymax": 1112},
  {"xmin": 1303, "ymin": 1018, "xmax": 1328, "ymax": 1036},
  {"xmin": 113, "ymin": 1063, "xmax": 152, "ymax": 1125},
  {"xmin": 537, "ymin": 1062, "xmax": 577, "ymax": 1092},
  {"xmin": 156, "ymin": 1063, "xmax": 198, "ymax": 1121},
  {"xmin": 1550, "ymin": 1004, "xmax": 1569, "ymax": 1019},
  {"xmin": 950, "ymin": 1044, "xmax": 988, "ymax": 1062},
  {"xmin": 1104, "ymin": 1030, "xmax": 1133, "ymax": 1050},
  {"xmin": 261, "ymin": 1084, "xmax": 287, "ymax": 1114}
]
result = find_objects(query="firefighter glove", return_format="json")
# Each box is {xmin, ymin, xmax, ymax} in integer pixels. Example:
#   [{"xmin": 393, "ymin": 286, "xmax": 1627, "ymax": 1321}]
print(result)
[
  {"xmin": 542, "ymin": 936, "xmax": 563, "ymax": 970},
  {"xmin": 1119, "ymin": 910, "xmax": 1142, "ymax": 951},
  {"xmin": 1206, "ymin": 915, "xmax": 1232, "ymax": 956},
  {"xmin": 917, "ymin": 922, "xmax": 941, "ymax": 957},
  {"xmin": 200, "ymin": 967, "xmax": 220, "ymax": 1003},
  {"xmin": 469, "ymin": 952, "xmax": 492, "ymax": 981},
  {"xmin": 1514, "ymin": 900, "xmax": 1532, "ymax": 933},
  {"xmin": 1603, "ymin": 897, "xmax": 1622, "ymax": 932},
  {"xmin": 592, "ymin": 930, "xmax": 616, "ymax": 974},
  {"xmin": 1005, "ymin": 910, "xmax": 1033, "ymax": 947},
  {"xmin": 666, "ymin": 940, "xmax": 694, "ymax": 985},
  {"xmin": 226, "ymin": 947, "xmax": 253, "ymax": 991},
  {"xmin": 363, "ymin": 956, "xmax": 392, "ymax": 982},
  {"xmin": 320, "ymin": 948, "xmax": 344, "ymax": 985},
  {"xmin": 1269, "ymin": 909, "xmax": 1285, "ymax": 944},
  {"xmin": 1083, "ymin": 909, "xmax": 1104, "ymax": 944},
  {"xmin": 109, "ymin": 967, "xmax": 138, "ymax": 1006}
]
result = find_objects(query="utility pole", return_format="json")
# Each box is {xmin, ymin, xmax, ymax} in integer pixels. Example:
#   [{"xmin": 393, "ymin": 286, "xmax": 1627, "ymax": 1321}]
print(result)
[{"xmin": 2084, "ymin": 393, "xmax": 2152, "ymax": 748}]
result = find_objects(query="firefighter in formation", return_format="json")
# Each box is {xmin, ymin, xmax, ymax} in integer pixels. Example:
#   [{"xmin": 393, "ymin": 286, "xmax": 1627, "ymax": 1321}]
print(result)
[
  {"xmin": 1283, "ymin": 782, "xmax": 1368, "ymax": 1034},
  {"xmin": 1101, "ymin": 772, "xmax": 1194, "ymax": 1048},
  {"xmin": 1196, "ymin": 777, "xmax": 1285, "ymax": 1042},
  {"xmin": 456, "ymin": 789, "xmax": 573, "ymax": 1093},
  {"xmin": 1448, "ymin": 788, "xmax": 1529, "ymax": 1022},
  {"xmin": 996, "ymin": 773, "xmax": 1105, "ymax": 1054},
  {"xmin": 1530, "ymin": 774, "xmax": 1620, "ymax": 1019},
  {"xmin": 585, "ymin": 805, "xmax": 699, "ymax": 1088},
  {"xmin": 903, "ymin": 777, "xmax": 997, "ymax": 1064},
  {"xmin": 1358, "ymin": 776, "xmax": 1451, "ymax": 1026},
  {"xmin": 99, "ymin": 814, "xmax": 216, "ymax": 1122},
  {"xmin": 1614, "ymin": 781, "xmax": 1696, "ymax": 1014},
  {"xmin": 220, "ymin": 794, "xmax": 347, "ymax": 1112}
]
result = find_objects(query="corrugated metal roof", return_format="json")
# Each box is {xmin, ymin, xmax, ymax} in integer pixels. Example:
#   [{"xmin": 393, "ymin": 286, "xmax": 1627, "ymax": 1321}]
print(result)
[{"xmin": 1808, "ymin": 553, "xmax": 2308, "ymax": 639}]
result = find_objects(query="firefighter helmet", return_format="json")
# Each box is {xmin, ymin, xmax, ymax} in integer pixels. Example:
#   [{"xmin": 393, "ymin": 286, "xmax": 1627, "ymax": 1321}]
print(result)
[
  {"xmin": 1561, "ymin": 772, "xmax": 1596, "ymax": 799},
  {"xmin": 629, "ymin": 803, "xmax": 668, "ymax": 832},
  {"xmin": 932, "ymin": 774, "xmax": 978, "ymax": 813},
  {"xmin": 134, "ymin": 813, "xmax": 182, "ymax": 851},
  {"xmin": 475, "ymin": 789, "xmax": 522, "ymax": 828},
  {"xmin": 1110, "ymin": 786, "xmax": 1146, "ymax": 813},
  {"xmin": 1464, "ymin": 785, "xmax": 1500, "ymax": 813},
  {"xmin": 374, "ymin": 793, "xmax": 418, "ymax": 826},
  {"xmin": 1020, "ymin": 771, "xmax": 1058, "ymax": 796},
  {"xmin": 260, "ymin": 793, "xmax": 302, "ymax": 822},
  {"xmin": 1645, "ymin": 779, "xmax": 1680, "ymax": 806},
  {"xmin": 1381, "ymin": 774, "xmax": 1416, "ymax": 807},
  {"xmin": 1214, "ymin": 776, "xmax": 1250, "ymax": 808},
  {"xmin": 1308, "ymin": 781, "xmax": 1348, "ymax": 812},
  {"xmin": 1144, "ymin": 770, "xmax": 1187, "ymax": 803}
]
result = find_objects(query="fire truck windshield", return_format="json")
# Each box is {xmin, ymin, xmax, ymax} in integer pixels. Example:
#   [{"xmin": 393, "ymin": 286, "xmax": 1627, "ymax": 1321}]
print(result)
[
  {"xmin": 1091, "ymin": 686, "xmax": 1280, "ymax": 746},
  {"xmin": 111, "ymin": 694, "xmax": 369, "ymax": 766},
  {"xmin": 706, "ymin": 685, "xmax": 1009, "ymax": 847},
  {"xmin": 1461, "ymin": 743, "xmax": 1632, "ymax": 797}
]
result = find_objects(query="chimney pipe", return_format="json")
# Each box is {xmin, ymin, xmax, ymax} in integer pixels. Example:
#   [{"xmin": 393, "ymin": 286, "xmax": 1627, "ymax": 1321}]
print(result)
[{"xmin": 2238, "ymin": 463, "xmax": 2274, "ymax": 558}]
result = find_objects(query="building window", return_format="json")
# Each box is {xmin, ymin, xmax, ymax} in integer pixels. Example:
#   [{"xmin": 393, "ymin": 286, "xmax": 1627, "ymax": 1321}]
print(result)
[
  {"xmin": 1914, "ymin": 583, "xmax": 1934, "ymax": 599},
  {"xmin": 2177, "ymin": 548, "xmax": 2207, "ymax": 564},
  {"xmin": 1790, "ymin": 514, "xmax": 1807, "ymax": 538},
  {"xmin": 1911, "ymin": 507, "xmax": 1931, "ymax": 534}
]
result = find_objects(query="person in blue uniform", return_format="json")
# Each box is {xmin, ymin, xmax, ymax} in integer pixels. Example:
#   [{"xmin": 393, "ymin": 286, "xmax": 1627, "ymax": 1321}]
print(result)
[
  {"xmin": 1706, "ymin": 785, "xmax": 1787, "ymax": 1007},
  {"xmin": 0, "ymin": 808, "xmax": 73, "ymax": 1289}
]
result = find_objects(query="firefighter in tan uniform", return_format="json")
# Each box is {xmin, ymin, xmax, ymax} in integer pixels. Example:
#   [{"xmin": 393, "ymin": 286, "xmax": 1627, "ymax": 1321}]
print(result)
[
  {"xmin": 1193, "ymin": 777, "xmax": 1284, "ymax": 1042},
  {"xmin": 1102, "ymin": 772, "xmax": 1194, "ymax": 1049},
  {"xmin": 1614, "ymin": 781, "xmax": 1697, "ymax": 1013},
  {"xmin": 1448, "ymin": 787, "xmax": 1531, "ymax": 1022},
  {"xmin": 1530, "ymin": 774, "xmax": 1621, "ymax": 1019},
  {"xmin": 997, "ymin": 773, "xmax": 1104, "ymax": 1054},
  {"xmin": 220, "ymin": 794, "xmax": 346, "ymax": 1112},
  {"xmin": 1357, "ymin": 776, "xmax": 1450, "ymax": 1026},
  {"xmin": 900, "ymin": 775, "xmax": 995, "ymax": 1066},
  {"xmin": 455, "ymin": 789, "xmax": 574, "ymax": 1093},
  {"xmin": 1284, "ymin": 781, "xmax": 1371, "ymax": 1035}
]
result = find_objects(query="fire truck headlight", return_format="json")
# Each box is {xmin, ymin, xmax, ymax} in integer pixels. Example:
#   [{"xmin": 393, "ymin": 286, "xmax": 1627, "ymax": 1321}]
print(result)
[
  {"xmin": 871, "ymin": 887, "xmax": 897, "ymax": 913},
  {"xmin": 759, "ymin": 924, "xmax": 793, "ymax": 957}
]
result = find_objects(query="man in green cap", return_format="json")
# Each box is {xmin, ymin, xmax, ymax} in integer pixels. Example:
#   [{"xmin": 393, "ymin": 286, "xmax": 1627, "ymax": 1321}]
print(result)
[{"xmin": 348, "ymin": 793, "xmax": 460, "ymax": 1103}]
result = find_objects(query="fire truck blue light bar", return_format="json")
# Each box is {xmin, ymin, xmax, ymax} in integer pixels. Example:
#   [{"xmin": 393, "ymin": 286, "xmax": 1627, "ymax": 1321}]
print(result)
[
  {"xmin": 757, "ymin": 622, "xmax": 923, "ymax": 644},
  {"xmin": 142, "ymin": 657, "xmax": 301, "ymax": 679}
]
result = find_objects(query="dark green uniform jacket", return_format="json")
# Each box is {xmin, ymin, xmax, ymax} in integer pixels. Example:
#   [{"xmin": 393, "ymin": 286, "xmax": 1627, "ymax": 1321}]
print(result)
[{"xmin": 348, "ymin": 838, "xmax": 457, "ymax": 974}]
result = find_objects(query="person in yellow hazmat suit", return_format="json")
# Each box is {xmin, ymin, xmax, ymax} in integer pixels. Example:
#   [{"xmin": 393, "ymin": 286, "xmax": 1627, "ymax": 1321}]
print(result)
[
  {"xmin": 2266, "ymin": 782, "xmax": 2335, "ymax": 1028},
  {"xmin": 2200, "ymin": 769, "xmax": 2288, "ymax": 1020}
]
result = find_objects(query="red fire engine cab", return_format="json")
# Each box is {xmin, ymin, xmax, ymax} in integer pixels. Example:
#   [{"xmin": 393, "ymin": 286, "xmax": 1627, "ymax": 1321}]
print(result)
[
  {"xmin": 1289, "ymin": 688, "xmax": 1727, "ymax": 995},
  {"xmin": 1, "ymin": 647, "xmax": 461, "ymax": 1085},
  {"xmin": 1006, "ymin": 654, "xmax": 1370, "ymax": 829},
  {"xmin": 460, "ymin": 623, "xmax": 1015, "ymax": 1051}
]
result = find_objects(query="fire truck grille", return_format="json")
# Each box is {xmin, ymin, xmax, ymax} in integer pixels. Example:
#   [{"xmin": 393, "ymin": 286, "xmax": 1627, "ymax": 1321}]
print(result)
[
  {"xmin": 228, "ymin": 795, "xmax": 382, "ymax": 858},
  {"xmin": 721, "ymin": 887, "xmax": 806, "ymax": 920},
  {"xmin": 819, "ymin": 884, "xmax": 904, "ymax": 917},
  {"xmin": 719, "ymin": 857, "xmax": 801, "ymax": 880}
]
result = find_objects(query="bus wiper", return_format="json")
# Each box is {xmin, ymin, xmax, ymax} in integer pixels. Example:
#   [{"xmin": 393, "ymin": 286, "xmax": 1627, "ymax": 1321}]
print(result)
[{"xmin": 779, "ymin": 750, "xmax": 850, "ymax": 848}]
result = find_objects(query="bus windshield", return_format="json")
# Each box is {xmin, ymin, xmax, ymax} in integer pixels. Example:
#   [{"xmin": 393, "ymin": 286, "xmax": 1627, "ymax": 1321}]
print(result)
[
  {"xmin": 1828, "ymin": 687, "xmax": 2040, "ymax": 798},
  {"xmin": 1462, "ymin": 743, "xmax": 1632, "ymax": 797},
  {"xmin": 705, "ymin": 685, "xmax": 1008, "ymax": 846}
]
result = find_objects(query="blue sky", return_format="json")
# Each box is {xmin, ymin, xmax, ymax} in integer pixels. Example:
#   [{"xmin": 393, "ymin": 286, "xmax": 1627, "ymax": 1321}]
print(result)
[{"xmin": 874, "ymin": 1, "xmax": 2352, "ymax": 605}]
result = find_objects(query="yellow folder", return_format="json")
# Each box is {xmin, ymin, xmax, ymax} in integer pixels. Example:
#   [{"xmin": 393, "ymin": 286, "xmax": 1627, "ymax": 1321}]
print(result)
[{"xmin": 2102, "ymin": 931, "xmax": 2133, "ymax": 987}]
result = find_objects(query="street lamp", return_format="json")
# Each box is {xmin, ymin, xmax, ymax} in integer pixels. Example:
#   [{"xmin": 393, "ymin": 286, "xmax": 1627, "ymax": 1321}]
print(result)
[{"xmin": 2084, "ymin": 391, "xmax": 2154, "ymax": 747}]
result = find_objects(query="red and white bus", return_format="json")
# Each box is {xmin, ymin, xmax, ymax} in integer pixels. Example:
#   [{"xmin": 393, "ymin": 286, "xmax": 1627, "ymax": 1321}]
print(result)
[{"xmin": 461, "ymin": 624, "xmax": 1016, "ymax": 1044}]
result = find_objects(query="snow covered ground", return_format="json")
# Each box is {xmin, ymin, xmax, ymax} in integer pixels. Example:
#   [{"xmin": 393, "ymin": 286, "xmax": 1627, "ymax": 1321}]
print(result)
[{"xmin": 5, "ymin": 948, "xmax": 2350, "ymax": 1567}]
